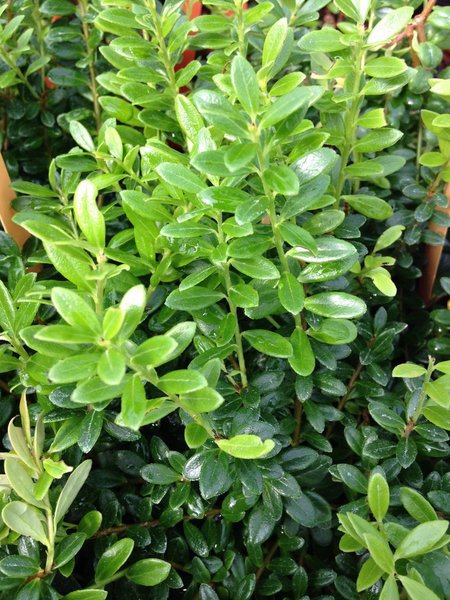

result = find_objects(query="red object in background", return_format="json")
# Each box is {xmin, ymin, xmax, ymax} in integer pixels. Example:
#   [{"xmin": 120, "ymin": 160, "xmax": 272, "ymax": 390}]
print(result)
[{"xmin": 45, "ymin": 76, "xmax": 57, "ymax": 89}]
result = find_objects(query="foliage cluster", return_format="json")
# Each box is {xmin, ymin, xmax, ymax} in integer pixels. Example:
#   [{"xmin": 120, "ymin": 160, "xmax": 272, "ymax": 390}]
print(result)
[{"xmin": 0, "ymin": 0, "xmax": 449, "ymax": 598}]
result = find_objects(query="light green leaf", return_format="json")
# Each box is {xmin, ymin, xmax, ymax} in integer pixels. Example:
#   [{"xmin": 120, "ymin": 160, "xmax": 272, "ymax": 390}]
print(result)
[
  {"xmin": 343, "ymin": 194, "xmax": 393, "ymax": 220},
  {"xmin": 126, "ymin": 558, "xmax": 171, "ymax": 586},
  {"xmin": 51, "ymin": 288, "xmax": 100, "ymax": 335},
  {"xmin": 368, "ymin": 472, "xmax": 390, "ymax": 521},
  {"xmin": 398, "ymin": 576, "xmax": 441, "ymax": 600},
  {"xmin": 54, "ymin": 460, "xmax": 92, "ymax": 525},
  {"xmin": 95, "ymin": 538, "xmax": 134, "ymax": 583},
  {"xmin": 243, "ymin": 330, "xmax": 293, "ymax": 358},
  {"xmin": 231, "ymin": 55, "xmax": 259, "ymax": 118},
  {"xmin": 363, "ymin": 533, "xmax": 395, "ymax": 574},
  {"xmin": 2, "ymin": 502, "xmax": 48, "ymax": 545},
  {"xmin": 304, "ymin": 292, "xmax": 367, "ymax": 319},
  {"xmin": 394, "ymin": 520, "xmax": 448, "ymax": 559},
  {"xmin": 367, "ymin": 7, "xmax": 414, "ymax": 45},
  {"xmin": 158, "ymin": 370, "xmax": 207, "ymax": 394},
  {"xmin": 216, "ymin": 434, "xmax": 275, "ymax": 459},
  {"xmin": 73, "ymin": 180, "xmax": 105, "ymax": 249},
  {"xmin": 392, "ymin": 363, "xmax": 427, "ymax": 378}
]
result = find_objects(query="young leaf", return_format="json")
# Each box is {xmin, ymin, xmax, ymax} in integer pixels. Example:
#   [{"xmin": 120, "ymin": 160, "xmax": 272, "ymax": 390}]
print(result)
[
  {"xmin": 394, "ymin": 520, "xmax": 448, "ymax": 559},
  {"xmin": 2, "ymin": 502, "xmax": 48, "ymax": 545},
  {"xmin": 363, "ymin": 533, "xmax": 395, "ymax": 574},
  {"xmin": 398, "ymin": 576, "xmax": 441, "ymax": 600},
  {"xmin": 231, "ymin": 55, "xmax": 259, "ymax": 118},
  {"xmin": 54, "ymin": 460, "xmax": 92, "ymax": 525},
  {"xmin": 95, "ymin": 538, "xmax": 134, "ymax": 583},
  {"xmin": 73, "ymin": 180, "xmax": 105, "ymax": 249},
  {"xmin": 120, "ymin": 374, "xmax": 146, "ymax": 431},
  {"xmin": 216, "ymin": 435, "xmax": 275, "ymax": 459},
  {"xmin": 126, "ymin": 559, "xmax": 171, "ymax": 586},
  {"xmin": 368, "ymin": 472, "xmax": 390, "ymax": 521},
  {"xmin": 51, "ymin": 287, "xmax": 100, "ymax": 335},
  {"xmin": 367, "ymin": 7, "xmax": 414, "ymax": 45}
]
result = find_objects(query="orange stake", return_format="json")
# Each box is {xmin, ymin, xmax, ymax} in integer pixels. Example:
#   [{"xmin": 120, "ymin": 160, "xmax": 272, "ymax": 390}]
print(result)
[{"xmin": 0, "ymin": 153, "xmax": 30, "ymax": 249}]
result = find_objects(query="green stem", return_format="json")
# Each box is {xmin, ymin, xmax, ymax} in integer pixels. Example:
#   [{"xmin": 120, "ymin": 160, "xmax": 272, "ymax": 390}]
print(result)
[
  {"xmin": 235, "ymin": 0, "xmax": 247, "ymax": 57},
  {"xmin": 92, "ymin": 568, "xmax": 128, "ymax": 589},
  {"xmin": 44, "ymin": 506, "xmax": 55, "ymax": 574},
  {"xmin": 145, "ymin": 0, "xmax": 178, "ymax": 97},
  {"xmin": 216, "ymin": 215, "xmax": 248, "ymax": 388},
  {"xmin": 78, "ymin": 0, "xmax": 101, "ymax": 131},
  {"xmin": 412, "ymin": 356, "xmax": 435, "ymax": 423},
  {"xmin": 334, "ymin": 39, "xmax": 366, "ymax": 207}
]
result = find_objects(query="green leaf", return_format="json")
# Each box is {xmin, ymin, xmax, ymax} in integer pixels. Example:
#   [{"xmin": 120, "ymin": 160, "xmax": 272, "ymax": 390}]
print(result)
[
  {"xmin": 166, "ymin": 287, "xmax": 225, "ymax": 311},
  {"xmin": 423, "ymin": 405, "xmax": 450, "ymax": 429},
  {"xmin": 392, "ymin": 363, "xmax": 427, "ymax": 378},
  {"xmin": 287, "ymin": 237, "xmax": 356, "ymax": 263},
  {"xmin": 263, "ymin": 166, "xmax": 299, "ymax": 196},
  {"xmin": 98, "ymin": 348, "xmax": 126, "ymax": 385},
  {"xmin": 69, "ymin": 121, "xmax": 95, "ymax": 152},
  {"xmin": 363, "ymin": 533, "xmax": 395, "ymax": 574},
  {"xmin": 141, "ymin": 463, "xmax": 180, "ymax": 484},
  {"xmin": 126, "ymin": 558, "xmax": 171, "ymax": 586},
  {"xmin": 298, "ymin": 28, "xmax": 346, "ymax": 52},
  {"xmin": 185, "ymin": 423, "xmax": 209, "ymax": 450},
  {"xmin": 0, "ymin": 555, "xmax": 40, "ymax": 577},
  {"xmin": 425, "ymin": 380, "xmax": 450, "ymax": 408},
  {"xmin": 216, "ymin": 434, "xmax": 275, "ymax": 459},
  {"xmin": 224, "ymin": 143, "xmax": 258, "ymax": 171},
  {"xmin": 229, "ymin": 284, "xmax": 259, "ymax": 308},
  {"xmin": 120, "ymin": 374, "xmax": 146, "ymax": 431},
  {"xmin": 364, "ymin": 57, "xmax": 407, "ymax": 78},
  {"xmin": 193, "ymin": 89, "xmax": 250, "ymax": 138},
  {"xmin": 260, "ymin": 87, "xmax": 323, "ymax": 129},
  {"xmin": 419, "ymin": 152, "xmax": 447, "ymax": 167},
  {"xmin": 95, "ymin": 538, "xmax": 134, "ymax": 583},
  {"xmin": 289, "ymin": 327, "xmax": 315, "ymax": 376},
  {"xmin": 374, "ymin": 225, "xmax": 405, "ymax": 253},
  {"xmin": 63, "ymin": 591, "xmax": 107, "ymax": 600},
  {"xmin": 357, "ymin": 108, "xmax": 387, "ymax": 129},
  {"xmin": 132, "ymin": 336, "xmax": 178, "ymax": 367},
  {"xmin": 4, "ymin": 458, "xmax": 44, "ymax": 508},
  {"xmin": 353, "ymin": 129, "xmax": 403, "ymax": 153},
  {"xmin": 356, "ymin": 557, "xmax": 384, "ymax": 592},
  {"xmin": 156, "ymin": 162, "xmax": 206, "ymax": 193},
  {"xmin": 54, "ymin": 533, "xmax": 87, "ymax": 569},
  {"xmin": 334, "ymin": 0, "xmax": 370, "ymax": 22},
  {"xmin": 54, "ymin": 460, "xmax": 92, "ymax": 525},
  {"xmin": 158, "ymin": 370, "xmax": 207, "ymax": 394},
  {"xmin": 243, "ymin": 330, "xmax": 293, "ymax": 358},
  {"xmin": 51, "ymin": 287, "xmax": 100, "ymax": 335},
  {"xmin": 175, "ymin": 94, "xmax": 204, "ymax": 142},
  {"xmin": 308, "ymin": 318, "xmax": 357, "ymax": 345},
  {"xmin": 400, "ymin": 487, "xmax": 438, "ymax": 523},
  {"xmin": 78, "ymin": 411, "xmax": 103, "ymax": 454},
  {"xmin": 2, "ymin": 502, "xmax": 48, "ymax": 545},
  {"xmin": 231, "ymin": 257, "xmax": 280, "ymax": 280},
  {"xmin": 398, "ymin": 576, "xmax": 441, "ymax": 600},
  {"xmin": 367, "ymin": 7, "xmax": 414, "ymax": 45},
  {"xmin": 368, "ymin": 472, "xmax": 390, "ymax": 521},
  {"xmin": 104, "ymin": 127, "xmax": 123, "ymax": 160},
  {"xmin": 231, "ymin": 55, "xmax": 259, "ymax": 118},
  {"xmin": 179, "ymin": 388, "xmax": 224, "ymax": 413},
  {"xmin": 394, "ymin": 520, "xmax": 448, "ymax": 559},
  {"xmin": 304, "ymin": 292, "xmax": 367, "ymax": 319},
  {"xmin": 49, "ymin": 354, "xmax": 101, "ymax": 384},
  {"xmin": 278, "ymin": 273, "xmax": 304, "ymax": 314},
  {"xmin": 263, "ymin": 17, "xmax": 288, "ymax": 68},
  {"xmin": 0, "ymin": 281, "xmax": 15, "ymax": 336},
  {"xmin": 343, "ymin": 194, "xmax": 393, "ymax": 220},
  {"xmin": 379, "ymin": 576, "xmax": 400, "ymax": 600},
  {"xmin": 73, "ymin": 180, "xmax": 105, "ymax": 249}
]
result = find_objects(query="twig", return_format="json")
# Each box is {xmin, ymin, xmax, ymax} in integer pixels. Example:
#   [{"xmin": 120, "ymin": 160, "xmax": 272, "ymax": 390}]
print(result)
[
  {"xmin": 255, "ymin": 540, "xmax": 279, "ymax": 582},
  {"xmin": 326, "ymin": 362, "xmax": 363, "ymax": 437},
  {"xmin": 387, "ymin": 0, "xmax": 437, "ymax": 48},
  {"xmin": 93, "ymin": 508, "xmax": 221, "ymax": 538}
]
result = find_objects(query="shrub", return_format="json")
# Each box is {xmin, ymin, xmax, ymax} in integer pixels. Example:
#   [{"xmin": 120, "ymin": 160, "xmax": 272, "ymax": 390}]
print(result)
[{"xmin": 0, "ymin": 0, "xmax": 449, "ymax": 598}]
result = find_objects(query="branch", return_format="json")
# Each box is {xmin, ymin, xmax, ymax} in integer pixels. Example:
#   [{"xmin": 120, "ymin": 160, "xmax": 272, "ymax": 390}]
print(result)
[{"xmin": 387, "ymin": 0, "xmax": 437, "ymax": 48}]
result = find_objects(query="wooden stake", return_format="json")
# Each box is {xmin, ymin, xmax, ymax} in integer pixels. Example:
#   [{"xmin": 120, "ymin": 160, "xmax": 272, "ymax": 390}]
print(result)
[{"xmin": 0, "ymin": 153, "xmax": 30, "ymax": 249}]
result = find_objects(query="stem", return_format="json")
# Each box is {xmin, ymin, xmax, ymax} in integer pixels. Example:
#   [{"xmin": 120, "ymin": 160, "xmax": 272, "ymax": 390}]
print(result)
[
  {"xmin": 216, "ymin": 214, "xmax": 248, "ymax": 388},
  {"xmin": 235, "ymin": 0, "xmax": 247, "ymax": 57},
  {"xmin": 78, "ymin": 0, "xmax": 101, "ymax": 131},
  {"xmin": 334, "ymin": 40, "xmax": 366, "ymax": 207},
  {"xmin": 44, "ymin": 507, "xmax": 55, "ymax": 574},
  {"xmin": 145, "ymin": 0, "xmax": 178, "ymax": 97},
  {"xmin": 411, "ymin": 355, "xmax": 435, "ymax": 423},
  {"xmin": 32, "ymin": 0, "xmax": 46, "ymax": 92},
  {"xmin": 0, "ymin": 50, "xmax": 40, "ymax": 100}
]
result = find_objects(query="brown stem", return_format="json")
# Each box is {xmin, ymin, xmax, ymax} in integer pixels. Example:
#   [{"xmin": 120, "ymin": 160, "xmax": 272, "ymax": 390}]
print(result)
[
  {"xmin": 93, "ymin": 508, "xmax": 221, "ymax": 538},
  {"xmin": 292, "ymin": 398, "xmax": 303, "ymax": 447},
  {"xmin": 255, "ymin": 540, "xmax": 279, "ymax": 582},
  {"xmin": 387, "ymin": 0, "xmax": 437, "ymax": 48},
  {"xmin": 326, "ymin": 362, "xmax": 363, "ymax": 438}
]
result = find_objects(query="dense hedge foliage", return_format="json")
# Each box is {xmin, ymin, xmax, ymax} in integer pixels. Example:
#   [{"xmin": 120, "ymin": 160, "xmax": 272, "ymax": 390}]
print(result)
[{"xmin": 0, "ymin": 0, "xmax": 449, "ymax": 598}]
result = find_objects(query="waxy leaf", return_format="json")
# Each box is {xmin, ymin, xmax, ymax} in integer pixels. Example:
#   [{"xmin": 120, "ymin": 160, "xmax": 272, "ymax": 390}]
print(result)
[{"xmin": 216, "ymin": 435, "xmax": 275, "ymax": 459}]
